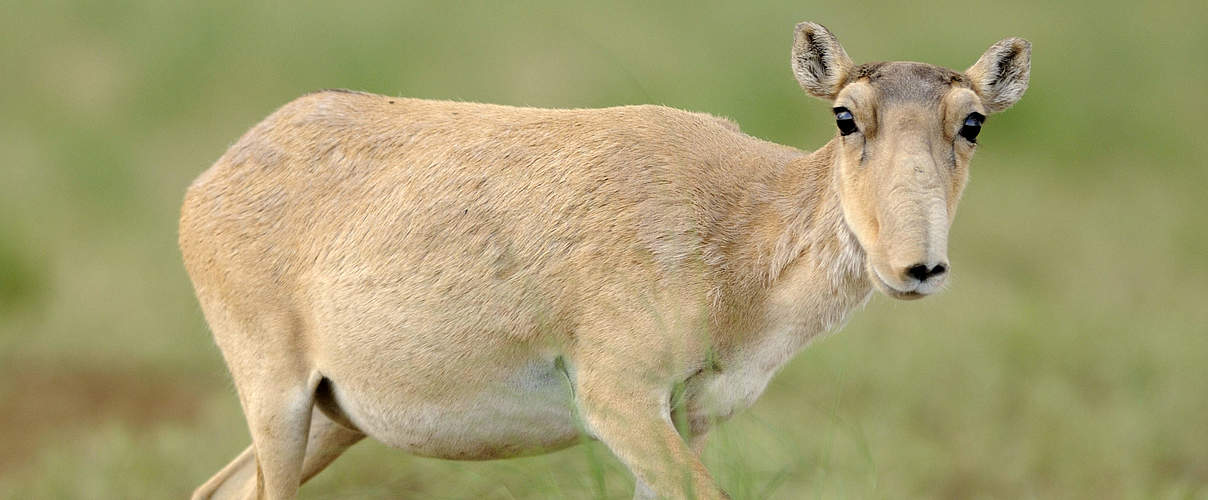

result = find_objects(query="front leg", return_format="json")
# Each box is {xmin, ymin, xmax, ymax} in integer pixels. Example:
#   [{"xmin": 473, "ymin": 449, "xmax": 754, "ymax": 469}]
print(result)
[
  {"xmin": 574, "ymin": 367, "xmax": 726, "ymax": 500},
  {"xmin": 634, "ymin": 430, "xmax": 712, "ymax": 500}
]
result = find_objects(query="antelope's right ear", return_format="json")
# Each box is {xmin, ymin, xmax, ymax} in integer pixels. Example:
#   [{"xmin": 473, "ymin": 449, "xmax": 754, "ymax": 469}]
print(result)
[{"xmin": 791, "ymin": 22, "xmax": 853, "ymax": 100}]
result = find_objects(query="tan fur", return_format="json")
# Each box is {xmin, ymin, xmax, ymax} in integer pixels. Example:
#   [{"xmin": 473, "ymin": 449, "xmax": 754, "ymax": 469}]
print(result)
[{"xmin": 181, "ymin": 23, "xmax": 1029, "ymax": 499}]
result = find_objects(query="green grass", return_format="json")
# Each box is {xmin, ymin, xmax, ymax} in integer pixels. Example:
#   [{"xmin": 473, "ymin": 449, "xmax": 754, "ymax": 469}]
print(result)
[{"xmin": 1, "ymin": 0, "xmax": 1206, "ymax": 498}]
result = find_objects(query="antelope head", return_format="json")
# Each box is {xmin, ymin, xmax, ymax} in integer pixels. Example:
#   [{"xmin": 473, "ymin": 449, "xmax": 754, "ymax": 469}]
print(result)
[{"xmin": 791, "ymin": 22, "xmax": 1030, "ymax": 299}]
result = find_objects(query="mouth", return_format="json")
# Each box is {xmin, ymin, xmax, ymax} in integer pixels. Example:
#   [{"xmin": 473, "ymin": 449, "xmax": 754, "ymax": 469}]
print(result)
[{"xmin": 868, "ymin": 263, "xmax": 928, "ymax": 301}]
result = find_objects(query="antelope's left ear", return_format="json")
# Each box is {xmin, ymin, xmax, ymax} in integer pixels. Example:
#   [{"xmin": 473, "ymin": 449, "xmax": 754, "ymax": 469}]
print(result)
[{"xmin": 965, "ymin": 38, "xmax": 1031, "ymax": 112}]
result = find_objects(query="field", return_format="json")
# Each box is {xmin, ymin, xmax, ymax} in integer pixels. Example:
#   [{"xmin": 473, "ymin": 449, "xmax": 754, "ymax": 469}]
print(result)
[{"xmin": 1, "ymin": 0, "xmax": 1206, "ymax": 498}]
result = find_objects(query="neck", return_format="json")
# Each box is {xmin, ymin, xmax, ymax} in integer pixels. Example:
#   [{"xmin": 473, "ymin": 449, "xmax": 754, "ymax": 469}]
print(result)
[
  {"xmin": 767, "ymin": 139, "xmax": 867, "ymax": 292},
  {"xmin": 702, "ymin": 137, "xmax": 868, "ymax": 313}
]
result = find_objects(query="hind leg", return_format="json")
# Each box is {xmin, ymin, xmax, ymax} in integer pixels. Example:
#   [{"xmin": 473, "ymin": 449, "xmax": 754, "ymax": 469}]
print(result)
[
  {"xmin": 299, "ymin": 406, "xmax": 366, "ymax": 484},
  {"xmin": 189, "ymin": 307, "xmax": 326, "ymax": 499},
  {"xmin": 254, "ymin": 380, "xmax": 316, "ymax": 498},
  {"xmin": 192, "ymin": 365, "xmax": 316, "ymax": 500},
  {"xmin": 193, "ymin": 445, "xmax": 257, "ymax": 500},
  {"xmin": 194, "ymin": 406, "xmax": 365, "ymax": 499}
]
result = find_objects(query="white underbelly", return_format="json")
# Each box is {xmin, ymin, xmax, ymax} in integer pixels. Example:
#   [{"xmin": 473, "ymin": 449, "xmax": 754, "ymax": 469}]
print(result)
[{"xmin": 327, "ymin": 356, "xmax": 583, "ymax": 460}]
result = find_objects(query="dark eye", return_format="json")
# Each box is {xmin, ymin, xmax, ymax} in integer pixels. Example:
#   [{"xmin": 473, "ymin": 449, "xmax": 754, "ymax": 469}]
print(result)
[
  {"xmin": 833, "ymin": 107, "xmax": 858, "ymax": 136},
  {"xmin": 959, "ymin": 112, "xmax": 985, "ymax": 143}
]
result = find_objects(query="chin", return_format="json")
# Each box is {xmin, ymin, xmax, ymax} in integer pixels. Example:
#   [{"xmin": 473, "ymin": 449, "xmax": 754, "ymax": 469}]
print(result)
[{"xmin": 885, "ymin": 288, "xmax": 927, "ymax": 300}]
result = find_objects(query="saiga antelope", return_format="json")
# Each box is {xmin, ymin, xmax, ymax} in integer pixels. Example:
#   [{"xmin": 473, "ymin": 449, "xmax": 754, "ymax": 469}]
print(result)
[{"xmin": 180, "ymin": 22, "xmax": 1030, "ymax": 499}]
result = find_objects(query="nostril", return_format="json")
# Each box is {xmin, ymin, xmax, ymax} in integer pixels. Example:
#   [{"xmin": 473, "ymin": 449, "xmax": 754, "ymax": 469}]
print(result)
[
  {"xmin": 906, "ymin": 263, "xmax": 948, "ymax": 282},
  {"xmin": 906, "ymin": 264, "xmax": 930, "ymax": 281}
]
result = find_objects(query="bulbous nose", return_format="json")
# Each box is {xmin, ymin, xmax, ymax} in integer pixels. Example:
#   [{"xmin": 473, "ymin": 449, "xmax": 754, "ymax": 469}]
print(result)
[{"xmin": 905, "ymin": 262, "xmax": 947, "ymax": 282}]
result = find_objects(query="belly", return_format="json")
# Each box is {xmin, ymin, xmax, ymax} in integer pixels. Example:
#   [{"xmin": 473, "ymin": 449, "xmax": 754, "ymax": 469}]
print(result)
[{"xmin": 323, "ymin": 354, "xmax": 583, "ymax": 460}]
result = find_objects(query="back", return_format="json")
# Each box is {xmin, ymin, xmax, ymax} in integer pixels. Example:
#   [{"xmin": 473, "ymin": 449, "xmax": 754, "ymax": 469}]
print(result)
[{"xmin": 178, "ymin": 91, "xmax": 801, "ymax": 335}]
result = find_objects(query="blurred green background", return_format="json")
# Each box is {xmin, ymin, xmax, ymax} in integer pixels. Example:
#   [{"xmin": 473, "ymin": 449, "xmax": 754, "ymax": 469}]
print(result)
[{"xmin": 1, "ymin": 0, "xmax": 1206, "ymax": 498}]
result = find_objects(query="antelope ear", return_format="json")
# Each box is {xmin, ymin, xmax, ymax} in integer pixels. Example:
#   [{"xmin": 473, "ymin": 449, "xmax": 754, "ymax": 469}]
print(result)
[
  {"xmin": 791, "ymin": 22, "xmax": 853, "ymax": 100},
  {"xmin": 965, "ymin": 38, "xmax": 1031, "ymax": 112}
]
